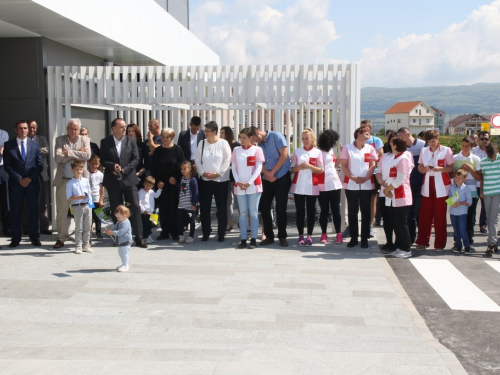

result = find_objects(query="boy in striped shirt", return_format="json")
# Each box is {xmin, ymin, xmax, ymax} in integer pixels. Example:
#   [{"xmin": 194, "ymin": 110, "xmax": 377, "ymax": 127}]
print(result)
[{"xmin": 479, "ymin": 143, "xmax": 500, "ymax": 255}]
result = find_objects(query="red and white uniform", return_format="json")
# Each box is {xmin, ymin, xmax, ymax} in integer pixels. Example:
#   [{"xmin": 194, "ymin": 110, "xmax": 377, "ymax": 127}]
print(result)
[
  {"xmin": 318, "ymin": 149, "xmax": 342, "ymax": 192},
  {"xmin": 418, "ymin": 145, "xmax": 454, "ymax": 198},
  {"xmin": 290, "ymin": 146, "xmax": 324, "ymax": 196},
  {"xmin": 339, "ymin": 142, "xmax": 378, "ymax": 190},
  {"xmin": 379, "ymin": 152, "xmax": 413, "ymax": 207},
  {"xmin": 230, "ymin": 145, "xmax": 265, "ymax": 195}
]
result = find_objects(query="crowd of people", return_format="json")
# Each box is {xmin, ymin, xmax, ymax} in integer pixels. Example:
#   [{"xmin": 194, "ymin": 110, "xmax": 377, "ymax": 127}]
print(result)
[{"xmin": 0, "ymin": 117, "xmax": 498, "ymax": 271}]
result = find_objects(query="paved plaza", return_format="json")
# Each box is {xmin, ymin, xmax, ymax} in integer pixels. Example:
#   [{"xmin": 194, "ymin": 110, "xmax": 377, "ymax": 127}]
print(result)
[{"xmin": 0, "ymin": 228, "xmax": 467, "ymax": 375}]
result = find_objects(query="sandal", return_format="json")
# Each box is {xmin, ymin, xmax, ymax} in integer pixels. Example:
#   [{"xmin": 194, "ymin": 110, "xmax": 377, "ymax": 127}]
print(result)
[{"xmin": 53, "ymin": 240, "xmax": 64, "ymax": 249}]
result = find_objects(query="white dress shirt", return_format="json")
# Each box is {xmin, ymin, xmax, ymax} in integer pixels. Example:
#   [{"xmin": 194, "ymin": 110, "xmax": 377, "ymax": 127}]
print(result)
[
  {"xmin": 16, "ymin": 137, "xmax": 28, "ymax": 156},
  {"xmin": 113, "ymin": 136, "xmax": 124, "ymax": 157},
  {"xmin": 190, "ymin": 131, "xmax": 199, "ymax": 160}
]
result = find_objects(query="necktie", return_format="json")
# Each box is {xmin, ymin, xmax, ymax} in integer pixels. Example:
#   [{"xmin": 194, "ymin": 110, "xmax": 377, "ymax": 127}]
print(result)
[{"xmin": 21, "ymin": 140, "xmax": 26, "ymax": 162}]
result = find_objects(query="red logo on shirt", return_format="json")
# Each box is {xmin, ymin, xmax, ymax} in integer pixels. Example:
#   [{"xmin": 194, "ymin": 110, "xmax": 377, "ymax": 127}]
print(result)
[
  {"xmin": 437, "ymin": 159, "xmax": 445, "ymax": 167},
  {"xmin": 389, "ymin": 167, "xmax": 397, "ymax": 178},
  {"xmin": 364, "ymin": 153, "xmax": 371, "ymax": 163},
  {"xmin": 247, "ymin": 156, "xmax": 256, "ymax": 166},
  {"xmin": 309, "ymin": 157, "xmax": 317, "ymax": 167}
]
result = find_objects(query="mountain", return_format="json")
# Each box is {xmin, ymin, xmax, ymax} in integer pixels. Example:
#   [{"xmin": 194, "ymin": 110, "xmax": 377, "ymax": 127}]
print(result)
[{"xmin": 361, "ymin": 83, "xmax": 500, "ymax": 119}]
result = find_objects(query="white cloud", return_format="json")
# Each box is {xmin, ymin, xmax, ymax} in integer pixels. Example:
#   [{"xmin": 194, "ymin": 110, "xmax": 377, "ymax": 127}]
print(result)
[
  {"xmin": 360, "ymin": 0, "xmax": 500, "ymax": 87},
  {"xmin": 191, "ymin": 0, "xmax": 339, "ymax": 65}
]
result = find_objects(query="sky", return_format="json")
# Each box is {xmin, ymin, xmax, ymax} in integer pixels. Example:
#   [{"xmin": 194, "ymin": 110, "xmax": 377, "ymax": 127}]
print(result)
[{"xmin": 190, "ymin": 0, "xmax": 500, "ymax": 88}]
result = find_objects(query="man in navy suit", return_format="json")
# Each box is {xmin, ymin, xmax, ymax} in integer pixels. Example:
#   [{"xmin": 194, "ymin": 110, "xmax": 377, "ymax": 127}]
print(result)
[
  {"xmin": 3, "ymin": 121, "xmax": 43, "ymax": 247},
  {"xmin": 177, "ymin": 116, "xmax": 205, "ymax": 163}
]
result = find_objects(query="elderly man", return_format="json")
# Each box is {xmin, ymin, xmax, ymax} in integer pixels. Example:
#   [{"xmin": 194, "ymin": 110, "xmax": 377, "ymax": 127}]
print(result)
[
  {"xmin": 0, "ymin": 127, "xmax": 10, "ymax": 237},
  {"xmin": 53, "ymin": 119, "xmax": 91, "ymax": 249},
  {"xmin": 146, "ymin": 118, "xmax": 162, "ymax": 156},
  {"xmin": 100, "ymin": 118, "xmax": 147, "ymax": 248},
  {"xmin": 3, "ymin": 121, "xmax": 43, "ymax": 247}
]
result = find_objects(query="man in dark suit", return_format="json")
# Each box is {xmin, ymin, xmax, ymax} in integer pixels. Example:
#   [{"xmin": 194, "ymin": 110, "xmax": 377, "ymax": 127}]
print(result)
[
  {"xmin": 177, "ymin": 116, "xmax": 205, "ymax": 163},
  {"xmin": 100, "ymin": 118, "xmax": 147, "ymax": 248},
  {"xmin": 3, "ymin": 120, "xmax": 43, "ymax": 247}
]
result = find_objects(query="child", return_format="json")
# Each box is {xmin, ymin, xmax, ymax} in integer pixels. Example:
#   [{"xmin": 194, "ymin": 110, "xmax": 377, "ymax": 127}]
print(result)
[
  {"xmin": 449, "ymin": 169, "xmax": 472, "ymax": 254},
  {"xmin": 177, "ymin": 161, "xmax": 199, "ymax": 244},
  {"xmin": 138, "ymin": 176, "xmax": 164, "ymax": 243},
  {"xmin": 88, "ymin": 154, "xmax": 104, "ymax": 242},
  {"xmin": 105, "ymin": 205, "xmax": 133, "ymax": 272},
  {"xmin": 66, "ymin": 160, "xmax": 93, "ymax": 254}
]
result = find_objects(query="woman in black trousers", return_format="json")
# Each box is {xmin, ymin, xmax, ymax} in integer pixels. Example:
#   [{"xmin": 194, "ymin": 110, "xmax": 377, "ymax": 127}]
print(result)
[
  {"xmin": 151, "ymin": 128, "xmax": 185, "ymax": 241},
  {"xmin": 194, "ymin": 121, "xmax": 232, "ymax": 242}
]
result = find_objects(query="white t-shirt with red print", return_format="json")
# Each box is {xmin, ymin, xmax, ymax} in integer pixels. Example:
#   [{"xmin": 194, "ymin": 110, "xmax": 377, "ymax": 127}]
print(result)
[
  {"xmin": 230, "ymin": 145, "xmax": 265, "ymax": 195},
  {"xmin": 318, "ymin": 149, "xmax": 342, "ymax": 192},
  {"xmin": 290, "ymin": 146, "xmax": 324, "ymax": 196}
]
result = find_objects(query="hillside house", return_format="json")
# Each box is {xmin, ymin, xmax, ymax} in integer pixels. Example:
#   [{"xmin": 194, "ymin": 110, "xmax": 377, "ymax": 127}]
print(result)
[
  {"xmin": 385, "ymin": 101, "xmax": 436, "ymax": 134},
  {"xmin": 446, "ymin": 114, "xmax": 491, "ymax": 135}
]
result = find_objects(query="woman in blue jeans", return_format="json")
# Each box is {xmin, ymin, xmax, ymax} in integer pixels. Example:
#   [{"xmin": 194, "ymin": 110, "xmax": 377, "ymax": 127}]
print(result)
[{"xmin": 230, "ymin": 128, "xmax": 265, "ymax": 249}]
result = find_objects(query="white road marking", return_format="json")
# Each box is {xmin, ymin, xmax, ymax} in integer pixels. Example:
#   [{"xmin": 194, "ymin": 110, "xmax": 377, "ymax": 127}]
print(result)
[
  {"xmin": 485, "ymin": 261, "xmax": 500, "ymax": 275},
  {"xmin": 410, "ymin": 259, "xmax": 500, "ymax": 312}
]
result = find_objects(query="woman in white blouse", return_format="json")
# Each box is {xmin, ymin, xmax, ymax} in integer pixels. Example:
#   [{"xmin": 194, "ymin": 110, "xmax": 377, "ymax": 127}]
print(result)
[{"xmin": 194, "ymin": 121, "xmax": 232, "ymax": 242}]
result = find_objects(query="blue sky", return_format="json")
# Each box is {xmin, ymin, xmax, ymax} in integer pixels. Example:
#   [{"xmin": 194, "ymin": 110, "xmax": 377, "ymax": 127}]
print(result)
[{"xmin": 190, "ymin": 0, "xmax": 500, "ymax": 87}]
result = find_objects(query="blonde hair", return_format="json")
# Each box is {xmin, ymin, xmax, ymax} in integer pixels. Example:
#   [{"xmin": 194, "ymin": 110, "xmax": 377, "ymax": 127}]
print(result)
[
  {"xmin": 302, "ymin": 127, "xmax": 317, "ymax": 147},
  {"xmin": 115, "ymin": 205, "xmax": 131, "ymax": 218},
  {"xmin": 161, "ymin": 128, "xmax": 176, "ymax": 139}
]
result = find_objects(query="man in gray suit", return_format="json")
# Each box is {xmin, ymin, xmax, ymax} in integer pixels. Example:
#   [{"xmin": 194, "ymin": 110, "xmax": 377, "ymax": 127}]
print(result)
[{"xmin": 53, "ymin": 119, "xmax": 91, "ymax": 249}]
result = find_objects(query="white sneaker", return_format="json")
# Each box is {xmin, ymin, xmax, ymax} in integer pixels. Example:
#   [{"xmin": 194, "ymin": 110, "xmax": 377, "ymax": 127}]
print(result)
[
  {"xmin": 84, "ymin": 247, "xmax": 93, "ymax": 253},
  {"xmin": 185, "ymin": 236, "xmax": 194, "ymax": 244},
  {"xmin": 117, "ymin": 265, "xmax": 129, "ymax": 272},
  {"xmin": 146, "ymin": 236, "xmax": 155, "ymax": 244},
  {"xmin": 179, "ymin": 235, "xmax": 185, "ymax": 243},
  {"xmin": 116, "ymin": 265, "xmax": 122, "ymax": 270},
  {"xmin": 389, "ymin": 249, "xmax": 402, "ymax": 257},
  {"xmin": 394, "ymin": 250, "xmax": 412, "ymax": 258},
  {"xmin": 75, "ymin": 248, "xmax": 82, "ymax": 254}
]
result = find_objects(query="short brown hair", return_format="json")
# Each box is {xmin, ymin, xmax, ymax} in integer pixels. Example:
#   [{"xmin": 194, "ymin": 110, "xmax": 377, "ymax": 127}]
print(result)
[
  {"xmin": 71, "ymin": 160, "xmax": 85, "ymax": 169},
  {"xmin": 390, "ymin": 136, "xmax": 407, "ymax": 152},
  {"xmin": 354, "ymin": 126, "xmax": 369, "ymax": 139},
  {"xmin": 456, "ymin": 168, "xmax": 468, "ymax": 177},
  {"xmin": 89, "ymin": 154, "xmax": 100, "ymax": 163},
  {"xmin": 425, "ymin": 130, "xmax": 439, "ymax": 141},
  {"xmin": 144, "ymin": 176, "xmax": 155, "ymax": 186},
  {"xmin": 115, "ymin": 205, "xmax": 131, "ymax": 218}
]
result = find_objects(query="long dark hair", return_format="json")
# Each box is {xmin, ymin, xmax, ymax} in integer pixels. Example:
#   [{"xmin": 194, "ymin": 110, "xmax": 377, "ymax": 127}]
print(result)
[
  {"xmin": 220, "ymin": 126, "xmax": 235, "ymax": 144},
  {"xmin": 126, "ymin": 123, "xmax": 143, "ymax": 143},
  {"xmin": 317, "ymin": 129, "xmax": 340, "ymax": 152}
]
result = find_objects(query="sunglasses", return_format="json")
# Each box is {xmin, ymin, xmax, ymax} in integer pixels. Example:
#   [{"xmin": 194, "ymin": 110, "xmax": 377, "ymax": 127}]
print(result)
[{"xmin": 480, "ymin": 138, "xmax": 489, "ymax": 141}]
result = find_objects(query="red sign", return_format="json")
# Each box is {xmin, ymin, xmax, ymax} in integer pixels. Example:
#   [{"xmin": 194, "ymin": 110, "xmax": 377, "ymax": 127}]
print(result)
[{"xmin": 492, "ymin": 114, "xmax": 500, "ymax": 128}]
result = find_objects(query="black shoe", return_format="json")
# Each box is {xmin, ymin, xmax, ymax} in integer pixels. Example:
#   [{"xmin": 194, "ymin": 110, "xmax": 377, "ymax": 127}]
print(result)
[
  {"xmin": 379, "ymin": 243, "xmax": 394, "ymax": 250},
  {"xmin": 217, "ymin": 237, "xmax": 225, "ymax": 242},
  {"xmin": 156, "ymin": 234, "xmax": 170, "ymax": 240},
  {"xmin": 248, "ymin": 239, "xmax": 257, "ymax": 249},
  {"xmin": 8, "ymin": 241, "xmax": 20, "ymax": 248},
  {"xmin": 238, "ymin": 240, "xmax": 247, "ymax": 249},
  {"xmin": 31, "ymin": 239, "xmax": 42, "ymax": 246},
  {"xmin": 360, "ymin": 239, "xmax": 369, "ymax": 248},
  {"xmin": 41, "ymin": 230, "xmax": 53, "ymax": 235},
  {"xmin": 136, "ymin": 239, "xmax": 148, "ymax": 248},
  {"xmin": 201, "ymin": 236, "xmax": 209, "ymax": 242},
  {"xmin": 347, "ymin": 239, "xmax": 359, "ymax": 248},
  {"xmin": 171, "ymin": 235, "xmax": 180, "ymax": 241}
]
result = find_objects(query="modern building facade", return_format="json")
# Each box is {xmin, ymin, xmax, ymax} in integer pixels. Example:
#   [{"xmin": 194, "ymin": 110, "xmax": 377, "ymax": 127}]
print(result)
[{"xmin": 0, "ymin": 0, "xmax": 219, "ymax": 139}]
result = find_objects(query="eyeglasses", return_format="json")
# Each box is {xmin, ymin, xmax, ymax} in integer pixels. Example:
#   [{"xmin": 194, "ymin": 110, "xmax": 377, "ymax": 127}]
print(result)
[
  {"xmin": 204, "ymin": 129, "xmax": 213, "ymax": 133},
  {"xmin": 480, "ymin": 138, "xmax": 489, "ymax": 141}
]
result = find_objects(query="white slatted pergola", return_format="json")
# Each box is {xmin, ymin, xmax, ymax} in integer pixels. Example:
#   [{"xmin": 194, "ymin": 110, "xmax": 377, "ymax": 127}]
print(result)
[{"xmin": 47, "ymin": 64, "xmax": 361, "ymax": 230}]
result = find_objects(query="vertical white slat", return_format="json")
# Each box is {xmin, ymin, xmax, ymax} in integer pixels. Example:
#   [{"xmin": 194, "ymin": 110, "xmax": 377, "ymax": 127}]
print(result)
[
  {"xmin": 71, "ymin": 66, "xmax": 79, "ymax": 103},
  {"xmin": 47, "ymin": 67, "xmax": 58, "ymax": 230},
  {"xmin": 331, "ymin": 64, "xmax": 339, "ymax": 134},
  {"xmin": 147, "ymin": 66, "xmax": 155, "ymax": 105},
  {"xmin": 122, "ymin": 66, "xmax": 129, "ymax": 104},
  {"xmin": 80, "ymin": 66, "xmax": 87, "ymax": 104},
  {"xmin": 340, "ymin": 64, "xmax": 348, "ymax": 144},
  {"xmin": 156, "ymin": 66, "xmax": 164, "ymax": 103},
  {"xmin": 313, "ymin": 108, "xmax": 318, "ymax": 136},
  {"xmin": 138, "ymin": 110, "xmax": 143, "ymax": 129},
  {"xmin": 139, "ymin": 67, "xmax": 146, "ymax": 104},
  {"xmin": 114, "ymin": 66, "xmax": 121, "ymax": 104},
  {"xmin": 105, "ymin": 66, "xmax": 113, "ymax": 104},
  {"xmin": 63, "ymin": 66, "xmax": 71, "ymax": 125},
  {"xmin": 130, "ymin": 66, "xmax": 138, "ymax": 104},
  {"xmin": 293, "ymin": 109, "xmax": 297, "ymax": 150},
  {"xmin": 181, "ymin": 66, "xmax": 188, "ymax": 105},
  {"xmin": 88, "ymin": 66, "xmax": 96, "ymax": 104},
  {"xmin": 284, "ymin": 65, "xmax": 291, "ymax": 103},
  {"xmin": 286, "ymin": 109, "xmax": 291, "ymax": 155}
]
